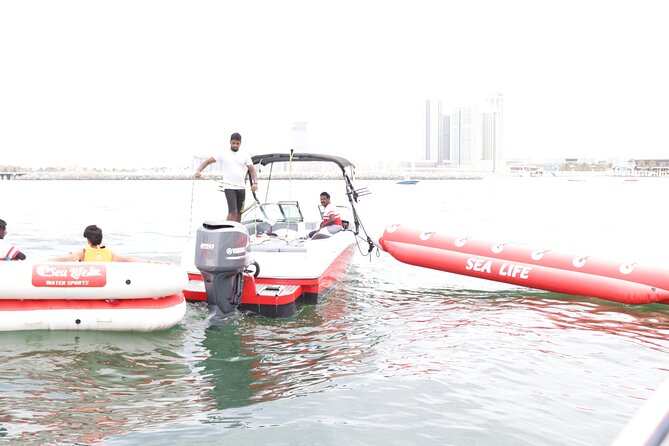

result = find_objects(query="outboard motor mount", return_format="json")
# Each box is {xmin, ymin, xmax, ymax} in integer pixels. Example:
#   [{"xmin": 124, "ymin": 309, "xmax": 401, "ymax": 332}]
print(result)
[{"xmin": 194, "ymin": 221, "xmax": 251, "ymax": 320}]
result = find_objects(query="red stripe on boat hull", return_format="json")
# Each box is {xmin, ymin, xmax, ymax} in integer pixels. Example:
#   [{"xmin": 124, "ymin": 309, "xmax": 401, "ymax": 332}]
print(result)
[{"xmin": 184, "ymin": 245, "xmax": 356, "ymax": 313}]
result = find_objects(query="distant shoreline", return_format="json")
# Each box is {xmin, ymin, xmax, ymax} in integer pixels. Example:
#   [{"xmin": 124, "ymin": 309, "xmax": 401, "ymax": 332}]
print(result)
[{"xmin": 13, "ymin": 171, "xmax": 486, "ymax": 181}]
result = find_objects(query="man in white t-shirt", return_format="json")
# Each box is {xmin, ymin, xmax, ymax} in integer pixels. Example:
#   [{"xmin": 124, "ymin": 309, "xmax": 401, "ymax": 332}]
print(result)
[
  {"xmin": 194, "ymin": 132, "xmax": 258, "ymax": 222},
  {"xmin": 308, "ymin": 192, "xmax": 343, "ymax": 238}
]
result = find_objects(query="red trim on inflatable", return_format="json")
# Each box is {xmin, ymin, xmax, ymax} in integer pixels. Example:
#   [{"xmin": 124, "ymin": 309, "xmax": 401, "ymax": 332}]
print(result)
[
  {"xmin": 379, "ymin": 225, "xmax": 669, "ymax": 306},
  {"xmin": 0, "ymin": 293, "xmax": 185, "ymax": 311}
]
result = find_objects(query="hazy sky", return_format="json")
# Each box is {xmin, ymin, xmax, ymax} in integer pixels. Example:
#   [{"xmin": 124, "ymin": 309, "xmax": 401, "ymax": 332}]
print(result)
[{"xmin": 1, "ymin": 1, "xmax": 667, "ymax": 168}]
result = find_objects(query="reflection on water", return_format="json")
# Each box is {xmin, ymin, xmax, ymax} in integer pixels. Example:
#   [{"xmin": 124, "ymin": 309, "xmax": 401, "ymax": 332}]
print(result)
[
  {"xmin": 199, "ymin": 286, "xmax": 380, "ymax": 417},
  {"xmin": 518, "ymin": 294, "xmax": 669, "ymax": 353},
  {"xmin": 0, "ymin": 325, "xmax": 208, "ymax": 445},
  {"xmin": 0, "ymin": 284, "xmax": 381, "ymax": 444}
]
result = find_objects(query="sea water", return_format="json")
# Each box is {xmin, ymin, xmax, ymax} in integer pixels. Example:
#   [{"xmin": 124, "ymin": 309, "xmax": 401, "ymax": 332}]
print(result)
[{"xmin": 1, "ymin": 176, "xmax": 668, "ymax": 445}]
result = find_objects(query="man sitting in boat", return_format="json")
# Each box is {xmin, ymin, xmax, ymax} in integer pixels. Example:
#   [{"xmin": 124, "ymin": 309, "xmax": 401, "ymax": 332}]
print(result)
[
  {"xmin": 50, "ymin": 225, "xmax": 156, "ymax": 263},
  {"xmin": 308, "ymin": 192, "xmax": 343, "ymax": 239},
  {"xmin": 0, "ymin": 218, "xmax": 26, "ymax": 261}
]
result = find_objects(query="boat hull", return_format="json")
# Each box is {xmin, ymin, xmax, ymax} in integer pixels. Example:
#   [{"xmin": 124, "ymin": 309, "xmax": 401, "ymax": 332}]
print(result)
[
  {"xmin": 379, "ymin": 224, "xmax": 669, "ymax": 306},
  {"xmin": 184, "ymin": 240, "xmax": 356, "ymax": 317}
]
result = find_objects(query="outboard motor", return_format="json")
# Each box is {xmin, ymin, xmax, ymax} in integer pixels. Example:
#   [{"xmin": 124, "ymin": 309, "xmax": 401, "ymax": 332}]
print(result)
[{"xmin": 195, "ymin": 221, "xmax": 251, "ymax": 320}]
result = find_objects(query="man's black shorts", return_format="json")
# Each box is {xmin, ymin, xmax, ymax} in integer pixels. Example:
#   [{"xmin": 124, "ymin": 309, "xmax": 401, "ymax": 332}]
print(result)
[{"xmin": 224, "ymin": 189, "xmax": 246, "ymax": 213}]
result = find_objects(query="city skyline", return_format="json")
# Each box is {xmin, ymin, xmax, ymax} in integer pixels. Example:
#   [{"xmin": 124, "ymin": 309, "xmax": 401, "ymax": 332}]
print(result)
[
  {"xmin": 424, "ymin": 93, "xmax": 504, "ymax": 172},
  {"xmin": 1, "ymin": 1, "xmax": 668, "ymax": 169}
]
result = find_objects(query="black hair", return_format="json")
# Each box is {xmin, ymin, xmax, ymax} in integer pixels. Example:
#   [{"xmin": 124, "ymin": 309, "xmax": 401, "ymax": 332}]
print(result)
[
  {"xmin": 83, "ymin": 224, "xmax": 103, "ymax": 246},
  {"xmin": 0, "ymin": 219, "xmax": 6, "ymax": 230},
  {"xmin": 320, "ymin": 192, "xmax": 330, "ymax": 199},
  {"xmin": 230, "ymin": 132, "xmax": 242, "ymax": 142}
]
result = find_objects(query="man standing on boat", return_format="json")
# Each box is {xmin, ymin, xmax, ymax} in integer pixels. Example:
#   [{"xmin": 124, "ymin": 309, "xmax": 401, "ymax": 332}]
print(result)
[
  {"xmin": 309, "ymin": 192, "xmax": 343, "ymax": 238},
  {"xmin": 194, "ymin": 132, "xmax": 258, "ymax": 222},
  {"xmin": 0, "ymin": 218, "xmax": 26, "ymax": 261}
]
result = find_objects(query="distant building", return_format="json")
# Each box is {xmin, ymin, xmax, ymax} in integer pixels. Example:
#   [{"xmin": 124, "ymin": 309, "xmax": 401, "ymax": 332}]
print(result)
[
  {"xmin": 292, "ymin": 122, "xmax": 308, "ymax": 152},
  {"xmin": 424, "ymin": 100, "xmax": 440, "ymax": 161},
  {"xmin": 425, "ymin": 93, "xmax": 503, "ymax": 172},
  {"xmin": 265, "ymin": 121, "xmax": 310, "ymax": 173},
  {"xmin": 192, "ymin": 155, "xmax": 221, "ymax": 172},
  {"xmin": 424, "ymin": 100, "xmax": 452, "ymax": 163},
  {"xmin": 459, "ymin": 105, "xmax": 485, "ymax": 168},
  {"xmin": 438, "ymin": 113, "xmax": 450, "ymax": 163},
  {"xmin": 481, "ymin": 92, "xmax": 503, "ymax": 172},
  {"xmin": 630, "ymin": 159, "xmax": 669, "ymax": 176}
]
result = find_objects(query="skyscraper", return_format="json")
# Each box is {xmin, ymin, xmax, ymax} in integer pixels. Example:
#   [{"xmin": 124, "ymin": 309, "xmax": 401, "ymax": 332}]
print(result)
[
  {"xmin": 424, "ymin": 99, "xmax": 441, "ymax": 161},
  {"xmin": 438, "ymin": 113, "xmax": 450, "ymax": 163},
  {"xmin": 481, "ymin": 93, "xmax": 503, "ymax": 172},
  {"xmin": 426, "ymin": 93, "xmax": 503, "ymax": 171},
  {"xmin": 292, "ymin": 122, "xmax": 308, "ymax": 152},
  {"xmin": 451, "ymin": 105, "xmax": 481, "ymax": 167}
]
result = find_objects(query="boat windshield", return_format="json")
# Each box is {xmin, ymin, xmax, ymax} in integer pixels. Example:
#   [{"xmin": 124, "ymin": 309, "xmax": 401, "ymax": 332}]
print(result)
[{"xmin": 242, "ymin": 201, "xmax": 303, "ymax": 223}]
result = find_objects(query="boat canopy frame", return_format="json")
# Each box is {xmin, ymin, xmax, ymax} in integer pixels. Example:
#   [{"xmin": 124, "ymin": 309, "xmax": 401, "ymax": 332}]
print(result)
[
  {"xmin": 251, "ymin": 153, "xmax": 355, "ymax": 172},
  {"xmin": 249, "ymin": 152, "xmax": 369, "ymax": 236}
]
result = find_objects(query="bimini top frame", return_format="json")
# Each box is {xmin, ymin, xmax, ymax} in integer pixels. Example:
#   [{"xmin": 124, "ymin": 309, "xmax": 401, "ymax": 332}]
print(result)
[
  {"xmin": 251, "ymin": 153, "xmax": 355, "ymax": 172},
  {"xmin": 250, "ymin": 152, "xmax": 369, "ymax": 235}
]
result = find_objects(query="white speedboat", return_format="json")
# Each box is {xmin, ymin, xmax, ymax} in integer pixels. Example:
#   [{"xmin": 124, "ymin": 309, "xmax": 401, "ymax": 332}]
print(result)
[{"xmin": 182, "ymin": 153, "xmax": 373, "ymax": 318}]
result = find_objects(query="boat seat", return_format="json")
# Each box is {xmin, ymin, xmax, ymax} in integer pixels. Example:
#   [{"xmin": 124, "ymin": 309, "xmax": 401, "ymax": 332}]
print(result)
[
  {"xmin": 278, "ymin": 245, "xmax": 307, "ymax": 252},
  {"xmin": 272, "ymin": 221, "xmax": 300, "ymax": 232},
  {"xmin": 245, "ymin": 221, "xmax": 273, "ymax": 236},
  {"xmin": 249, "ymin": 244, "xmax": 281, "ymax": 252}
]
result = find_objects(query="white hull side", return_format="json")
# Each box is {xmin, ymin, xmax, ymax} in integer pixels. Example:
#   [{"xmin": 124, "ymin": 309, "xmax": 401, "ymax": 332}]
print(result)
[
  {"xmin": 0, "ymin": 299, "xmax": 186, "ymax": 332},
  {"xmin": 252, "ymin": 232, "xmax": 356, "ymax": 279}
]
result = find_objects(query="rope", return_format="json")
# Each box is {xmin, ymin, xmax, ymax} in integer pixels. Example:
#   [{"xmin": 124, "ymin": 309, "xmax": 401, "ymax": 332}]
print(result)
[
  {"xmin": 287, "ymin": 149, "xmax": 295, "ymax": 229},
  {"xmin": 187, "ymin": 179, "xmax": 196, "ymax": 240},
  {"xmin": 288, "ymin": 149, "xmax": 294, "ymax": 201},
  {"xmin": 264, "ymin": 164, "xmax": 273, "ymax": 203}
]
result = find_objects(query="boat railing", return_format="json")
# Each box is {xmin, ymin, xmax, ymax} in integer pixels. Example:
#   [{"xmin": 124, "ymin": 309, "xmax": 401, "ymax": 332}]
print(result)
[
  {"xmin": 249, "ymin": 243, "xmax": 307, "ymax": 253},
  {"xmin": 611, "ymin": 376, "xmax": 669, "ymax": 446}
]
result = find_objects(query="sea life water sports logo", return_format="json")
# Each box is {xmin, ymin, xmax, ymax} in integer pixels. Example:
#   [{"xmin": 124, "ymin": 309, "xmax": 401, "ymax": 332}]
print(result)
[{"xmin": 32, "ymin": 264, "xmax": 107, "ymax": 287}]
